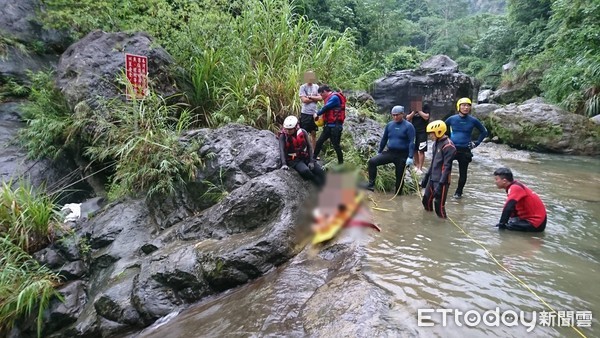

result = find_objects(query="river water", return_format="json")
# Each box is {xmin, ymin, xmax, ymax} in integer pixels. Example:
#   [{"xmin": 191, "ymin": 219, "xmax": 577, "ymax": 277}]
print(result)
[{"xmin": 138, "ymin": 145, "xmax": 599, "ymax": 337}]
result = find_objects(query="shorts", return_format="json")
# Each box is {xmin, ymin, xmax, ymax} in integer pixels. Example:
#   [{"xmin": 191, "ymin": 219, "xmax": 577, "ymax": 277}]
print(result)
[
  {"xmin": 300, "ymin": 114, "xmax": 318, "ymax": 133},
  {"xmin": 415, "ymin": 132, "xmax": 428, "ymax": 152}
]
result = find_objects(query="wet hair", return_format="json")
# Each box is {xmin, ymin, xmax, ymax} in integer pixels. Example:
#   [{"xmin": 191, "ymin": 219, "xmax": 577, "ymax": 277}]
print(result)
[
  {"xmin": 318, "ymin": 84, "xmax": 331, "ymax": 94},
  {"xmin": 493, "ymin": 167, "xmax": 513, "ymax": 181},
  {"xmin": 422, "ymin": 104, "xmax": 431, "ymax": 113}
]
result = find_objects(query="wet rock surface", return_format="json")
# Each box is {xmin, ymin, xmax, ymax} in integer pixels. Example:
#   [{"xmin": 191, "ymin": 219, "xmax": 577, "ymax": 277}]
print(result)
[
  {"xmin": 134, "ymin": 230, "xmax": 418, "ymax": 338},
  {"xmin": 0, "ymin": 101, "xmax": 93, "ymax": 201},
  {"xmin": 36, "ymin": 125, "xmax": 316, "ymax": 337}
]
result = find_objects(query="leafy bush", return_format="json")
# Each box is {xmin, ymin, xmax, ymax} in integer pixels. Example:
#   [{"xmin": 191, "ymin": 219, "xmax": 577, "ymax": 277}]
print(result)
[
  {"xmin": 0, "ymin": 180, "xmax": 60, "ymax": 252},
  {"xmin": 76, "ymin": 90, "xmax": 204, "ymax": 198},
  {"xmin": 0, "ymin": 180, "xmax": 62, "ymax": 337},
  {"xmin": 18, "ymin": 71, "xmax": 74, "ymax": 160},
  {"xmin": 383, "ymin": 46, "xmax": 427, "ymax": 73}
]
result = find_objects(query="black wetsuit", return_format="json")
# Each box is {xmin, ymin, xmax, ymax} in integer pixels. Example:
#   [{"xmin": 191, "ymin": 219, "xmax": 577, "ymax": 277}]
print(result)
[
  {"xmin": 279, "ymin": 128, "xmax": 325, "ymax": 186},
  {"xmin": 422, "ymin": 136, "xmax": 456, "ymax": 218}
]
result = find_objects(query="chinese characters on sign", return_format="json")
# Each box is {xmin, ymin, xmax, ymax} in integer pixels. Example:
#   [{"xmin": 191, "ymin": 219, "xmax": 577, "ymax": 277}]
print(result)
[{"xmin": 125, "ymin": 53, "xmax": 148, "ymax": 99}]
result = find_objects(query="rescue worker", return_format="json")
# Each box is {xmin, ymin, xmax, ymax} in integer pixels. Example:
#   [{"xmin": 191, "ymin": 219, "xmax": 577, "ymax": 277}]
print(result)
[
  {"xmin": 313, "ymin": 85, "xmax": 346, "ymax": 164},
  {"xmin": 445, "ymin": 98, "xmax": 488, "ymax": 199},
  {"xmin": 421, "ymin": 120, "xmax": 456, "ymax": 218},
  {"xmin": 279, "ymin": 116, "xmax": 325, "ymax": 186},
  {"xmin": 364, "ymin": 105, "xmax": 415, "ymax": 193},
  {"xmin": 493, "ymin": 168, "xmax": 547, "ymax": 232}
]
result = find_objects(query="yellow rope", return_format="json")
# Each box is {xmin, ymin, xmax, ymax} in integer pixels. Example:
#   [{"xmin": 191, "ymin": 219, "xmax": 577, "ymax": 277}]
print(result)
[
  {"xmin": 447, "ymin": 217, "xmax": 588, "ymax": 338},
  {"xmin": 387, "ymin": 166, "xmax": 408, "ymax": 201}
]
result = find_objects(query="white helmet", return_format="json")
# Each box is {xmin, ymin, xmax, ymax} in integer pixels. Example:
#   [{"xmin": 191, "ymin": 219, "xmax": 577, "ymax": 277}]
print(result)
[{"xmin": 283, "ymin": 116, "xmax": 298, "ymax": 129}]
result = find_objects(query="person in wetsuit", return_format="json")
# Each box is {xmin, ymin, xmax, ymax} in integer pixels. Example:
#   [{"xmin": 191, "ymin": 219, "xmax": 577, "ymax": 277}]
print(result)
[
  {"xmin": 279, "ymin": 115, "xmax": 325, "ymax": 187},
  {"xmin": 493, "ymin": 168, "xmax": 547, "ymax": 232},
  {"xmin": 445, "ymin": 98, "xmax": 488, "ymax": 199},
  {"xmin": 421, "ymin": 120, "xmax": 456, "ymax": 218},
  {"xmin": 364, "ymin": 105, "xmax": 415, "ymax": 193}
]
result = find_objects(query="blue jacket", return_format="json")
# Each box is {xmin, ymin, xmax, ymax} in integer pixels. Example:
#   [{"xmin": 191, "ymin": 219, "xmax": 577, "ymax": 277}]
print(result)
[
  {"xmin": 379, "ymin": 120, "xmax": 415, "ymax": 158},
  {"xmin": 317, "ymin": 94, "xmax": 342, "ymax": 127},
  {"xmin": 445, "ymin": 114, "xmax": 488, "ymax": 148}
]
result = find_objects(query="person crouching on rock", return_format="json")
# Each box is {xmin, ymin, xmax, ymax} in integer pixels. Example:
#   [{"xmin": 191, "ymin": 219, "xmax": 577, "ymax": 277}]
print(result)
[
  {"xmin": 279, "ymin": 115, "xmax": 325, "ymax": 187},
  {"xmin": 421, "ymin": 120, "xmax": 456, "ymax": 218}
]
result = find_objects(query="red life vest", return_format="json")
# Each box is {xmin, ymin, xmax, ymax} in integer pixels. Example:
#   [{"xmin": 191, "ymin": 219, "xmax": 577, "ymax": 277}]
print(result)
[
  {"xmin": 279, "ymin": 128, "xmax": 309, "ymax": 161},
  {"xmin": 323, "ymin": 92, "xmax": 346, "ymax": 124}
]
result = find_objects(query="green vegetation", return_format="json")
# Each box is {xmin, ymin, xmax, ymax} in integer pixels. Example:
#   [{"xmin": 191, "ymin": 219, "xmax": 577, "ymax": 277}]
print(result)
[
  {"xmin": 18, "ymin": 71, "xmax": 73, "ymax": 160},
  {"xmin": 76, "ymin": 90, "xmax": 205, "ymax": 199},
  {"xmin": 13, "ymin": 0, "xmax": 599, "ymax": 197},
  {"xmin": 0, "ymin": 181, "xmax": 63, "ymax": 337}
]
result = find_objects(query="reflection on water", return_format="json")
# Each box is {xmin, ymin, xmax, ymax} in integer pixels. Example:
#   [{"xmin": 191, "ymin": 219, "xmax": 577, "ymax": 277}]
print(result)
[
  {"xmin": 364, "ymin": 152, "xmax": 600, "ymax": 337},
  {"xmin": 138, "ymin": 151, "xmax": 599, "ymax": 337}
]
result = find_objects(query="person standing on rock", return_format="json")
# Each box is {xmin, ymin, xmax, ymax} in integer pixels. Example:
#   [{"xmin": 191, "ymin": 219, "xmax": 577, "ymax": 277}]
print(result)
[
  {"xmin": 421, "ymin": 120, "xmax": 456, "ymax": 218},
  {"xmin": 298, "ymin": 71, "xmax": 322, "ymax": 150},
  {"xmin": 407, "ymin": 104, "xmax": 431, "ymax": 174},
  {"xmin": 445, "ymin": 98, "xmax": 488, "ymax": 199},
  {"xmin": 279, "ymin": 116, "xmax": 325, "ymax": 187},
  {"xmin": 363, "ymin": 106, "xmax": 415, "ymax": 193},
  {"xmin": 493, "ymin": 168, "xmax": 547, "ymax": 232},
  {"xmin": 313, "ymin": 85, "xmax": 346, "ymax": 164}
]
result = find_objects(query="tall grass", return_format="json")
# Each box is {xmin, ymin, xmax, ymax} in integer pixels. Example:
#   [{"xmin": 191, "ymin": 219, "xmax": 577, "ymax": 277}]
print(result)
[
  {"xmin": 76, "ymin": 88, "xmax": 205, "ymax": 199},
  {"xmin": 0, "ymin": 237, "xmax": 62, "ymax": 337},
  {"xmin": 18, "ymin": 71, "xmax": 74, "ymax": 160},
  {"xmin": 0, "ymin": 180, "xmax": 60, "ymax": 253},
  {"xmin": 0, "ymin": 180, "xmax": 63, "ymax": 337},
  {"xmin": 183, "ymin": 0, "xmax": 375, "ymax": 131}
]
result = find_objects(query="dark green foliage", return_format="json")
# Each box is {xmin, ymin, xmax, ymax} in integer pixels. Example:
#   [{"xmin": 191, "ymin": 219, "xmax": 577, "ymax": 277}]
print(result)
[
  {"xmin": 75, "ymin": 90, "xmax": 205, "ymax": 199},
  {"xmin": 0, "ymin": 181, "xmax": 63, "ymax": 337},
  {"xmin": 18, "ymin": 71, "xmax": 74, "ymax": 160}
]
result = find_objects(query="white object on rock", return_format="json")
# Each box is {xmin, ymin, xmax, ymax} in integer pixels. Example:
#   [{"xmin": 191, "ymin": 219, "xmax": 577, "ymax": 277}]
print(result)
[{"xmin": 61, "ymin": 203, "xmax": 81, "ymax": 222}]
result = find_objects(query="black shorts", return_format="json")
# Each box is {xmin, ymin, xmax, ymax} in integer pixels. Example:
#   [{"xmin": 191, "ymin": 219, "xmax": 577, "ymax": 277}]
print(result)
[
  {"xmin": 300, "ymin": 114, "xmax": 318, "ymax": 133},
  {"xmin": 415, "ymin": 132, "xmax": 428, "ymax": 152}
]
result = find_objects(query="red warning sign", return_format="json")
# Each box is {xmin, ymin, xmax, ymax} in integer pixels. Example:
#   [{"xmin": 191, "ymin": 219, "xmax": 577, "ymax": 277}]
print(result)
[{"xmin": 125, "ymin": 53, "xmax": 148, "ymax": 99}]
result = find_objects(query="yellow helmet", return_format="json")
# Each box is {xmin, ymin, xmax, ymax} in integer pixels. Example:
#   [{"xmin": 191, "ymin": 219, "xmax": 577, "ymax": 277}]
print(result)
[
  {"xmin": 456, "ymin": 97, "xmax": 472, "ymax": 111},
  {"xmin": 426, "ymin": 120, "xmax": 447, "ymax": 138},
  {"xmin": 315, "ymin": 116, "xmax": 325, "ymax": 127}
]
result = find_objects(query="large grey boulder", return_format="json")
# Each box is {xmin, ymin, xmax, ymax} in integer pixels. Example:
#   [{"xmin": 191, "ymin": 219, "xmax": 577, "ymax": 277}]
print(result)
[
  {"xmin": 490, "ymin": 86, "xmax": 541, "ymax": 105},
  {"xmin": 136, "ymin": 228, "xmax": 417, "ymax": 338},
  {"xmin": 471, "ymin": 103, "xmax": 501, "ymax": 121},
  {"xmin": 478, "ymin": 89, "xmax": 493, "ymax": 103},
  {"xmin": 371, "ymin": 55, "xmax": 478, "ymax": 121},
  {"xmin": 0, "ymin": 101, "xmax": 93, "ymax": 201},
  {"xmin": 147, "ymin": 124, "xmax": 281, "ymax": 229},
  {"xmin": 419, "ymin": 54, "xmax": 458, "ymax": 73},
  {"xmin": 43, "ymin": 125, "xmax": 314, "ymax": 337},
  {"xmin": 487, "ymin": 102, "xmax": 600, "ymax": 155},
  {"xmin": 0, "ymin": 0, "xmax": 70, "ymax": 83},
  {"xmin": 43, "ymin": 281, "xmax": 88, "ymax": 334},
  {"xmin": 343, "ymin": 107, "xmax": 384, "ymax": 155},
  {"xmin": 0, "ymin": 0, "xmax": 71, "ymax": 50},
  {"xmin": 55, "ymin": 30, "xmax": 177, "ymax": 110}
]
